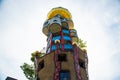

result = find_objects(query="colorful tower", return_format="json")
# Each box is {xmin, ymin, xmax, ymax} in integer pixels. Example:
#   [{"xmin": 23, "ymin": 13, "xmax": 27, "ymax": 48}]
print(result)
[{"xmin": 35, "ymin": 7, "xmax": 89, "ymax": 80}]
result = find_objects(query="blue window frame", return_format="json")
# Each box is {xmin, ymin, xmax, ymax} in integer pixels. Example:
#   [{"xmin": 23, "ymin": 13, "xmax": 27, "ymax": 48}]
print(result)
[
  {"xmin": 62, "ymin": 30, "xmax": 69, "ymax": 34},
  {"xmin": 59, "ymin": 71, "xmax": 70, "ymax": 80},
  {"xmin": 59, "ymin": 44, "xmax": 72, "ymax": 50},
  {"xmin": 52, "ymin": 36, "xmax": 61, "ymax": 41},
  {"xmin": 63, "ymin": 36, "xmax": 71, "ymax": 41},
  {"xmin": 64, "ymin": 44, "xmax": 72, "ymax": 49},
  {"xmin": 51, "ymin": 45, "xmax": 56, "ymax": 51}
]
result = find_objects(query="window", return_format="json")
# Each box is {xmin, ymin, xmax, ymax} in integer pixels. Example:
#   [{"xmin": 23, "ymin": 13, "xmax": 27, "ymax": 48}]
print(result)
[
  {"xmin": 58, "ymin": 54, "xmax": 67, "ymax": 61},
  {"xmin": 63, "ymin": 36, "xmax": 71, "ymax": 41},
  {"xmin": 52, "ymin": 36, "xmax": 61, "ymax": 41},
  {"xmin": 64, "ymin": 44, "xmax": 72, "ymax": 49},
  {"xmin": 79, "ymin": 59, "xmax": 85, "ymax": 69},
  {"xmin": 51, "ymin": 45, "xmax": 56, "ymax": 51},
  {"xmin": 38, "ymin": 60, "xmax": 44, "ymax": 71},
  {"xmin": 44, "ymin": 20, "xmax": 49, "ymax": 26},
  {"xmin": 62, "ymin": 33, "xmax": 70, "ymax": 36},
  {"xmin": 53, "ymin": 19, "xmax": 57, "ymax": 22},
  {"xmin": 62, "ymin": 30, "xmax": 69, "ymax": 34},
  {"xmin": 59, "ymin": 70, "xmax": 70, "ymax": 80}
]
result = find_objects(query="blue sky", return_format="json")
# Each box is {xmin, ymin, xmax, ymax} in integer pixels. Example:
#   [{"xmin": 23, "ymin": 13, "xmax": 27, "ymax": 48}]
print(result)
[{"xmin": 0, "ymin": 0, "xmax": 120, "ymax": 80}]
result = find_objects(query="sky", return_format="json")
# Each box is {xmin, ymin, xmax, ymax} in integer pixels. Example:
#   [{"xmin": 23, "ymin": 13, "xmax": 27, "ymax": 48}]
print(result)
[{"xmin": 0, "ymin": 0, "xmax": 120, "ymax": 80}]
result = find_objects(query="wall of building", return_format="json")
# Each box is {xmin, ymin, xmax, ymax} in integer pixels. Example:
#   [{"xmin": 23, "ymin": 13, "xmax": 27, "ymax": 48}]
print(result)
[{"xmin": 37, "ymin": 47, "xmax": 88, "ymax": 80}]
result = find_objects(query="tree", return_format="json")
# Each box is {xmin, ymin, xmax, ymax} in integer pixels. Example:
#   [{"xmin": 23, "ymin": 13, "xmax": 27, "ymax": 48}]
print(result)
[
  {"xmin": 20, "ymin": 63, "xmax": 35, "ymax": 80},
  {"xmin": 77, "ymin": 38, "xmax": 87, "ymax": 51},
  {"xmin": 31, "ymin": 51, "xmax": 44, "ymax": 62},
  {"xmin": 20, "ymin": 51, "xmax": 44, "ymax": 80}
]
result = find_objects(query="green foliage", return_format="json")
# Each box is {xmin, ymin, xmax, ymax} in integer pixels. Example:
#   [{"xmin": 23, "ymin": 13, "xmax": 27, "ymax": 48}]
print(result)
[
  {"xmin": 31, "ymin": 52, "xmax": 44, "ymax": 62},
  {"xmin": 77, "ymin": 38, "xmax": 87, "ymax": 49},
  {"xmin": 20, "ymin": 63, "xmax": 35, "ymax": 80},
  {"xmin": 31, "ymin": 52, "xmax": 35, "ymax": 62},
  {"xmin": 21, "ymin": 51, "xmax": 44, "ymax": 80}
]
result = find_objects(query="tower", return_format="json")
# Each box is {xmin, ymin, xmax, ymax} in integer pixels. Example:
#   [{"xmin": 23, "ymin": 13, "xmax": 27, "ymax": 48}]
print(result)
[{"xmin": 34, "ymin": 7, "xmax": 89, "ymax": 80}]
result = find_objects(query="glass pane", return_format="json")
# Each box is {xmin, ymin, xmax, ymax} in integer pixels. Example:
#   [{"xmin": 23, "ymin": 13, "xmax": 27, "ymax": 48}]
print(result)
[
  {"xmin": 60, "ymin": 71, "xmax": 70, "ymax": 80},
  {"xmin": 51, "ymin": 45, "xmax": 56, "ymax": 50},
  {"xmin": 62, "ymin": 30, "xmax": 69, "ymax": 34},
  {"xmin": 63, "ymin": 36, "xmax": 71, "ymax": 40},
  {"xmin": 52, "ymin": 36, "xmax": 61, "ymax": 41}
]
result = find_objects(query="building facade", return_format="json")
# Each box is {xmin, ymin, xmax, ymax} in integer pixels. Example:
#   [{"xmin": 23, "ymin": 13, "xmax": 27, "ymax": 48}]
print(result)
[{"xmin": 34, "ymin": 7, "xmax": 89, "ymax": 80}]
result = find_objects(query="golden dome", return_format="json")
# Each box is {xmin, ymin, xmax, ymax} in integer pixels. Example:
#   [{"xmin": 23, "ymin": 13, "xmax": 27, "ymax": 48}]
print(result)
[{"xmin": 47, "ymin": 7, "xmax": 72, "ymax": 19}]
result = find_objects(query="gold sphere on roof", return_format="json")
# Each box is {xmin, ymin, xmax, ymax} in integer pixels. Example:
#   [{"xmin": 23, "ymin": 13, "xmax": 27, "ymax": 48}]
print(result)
[{"xmin": 47, "ymin": 7, "xmax": 72, "ymax": 19}]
